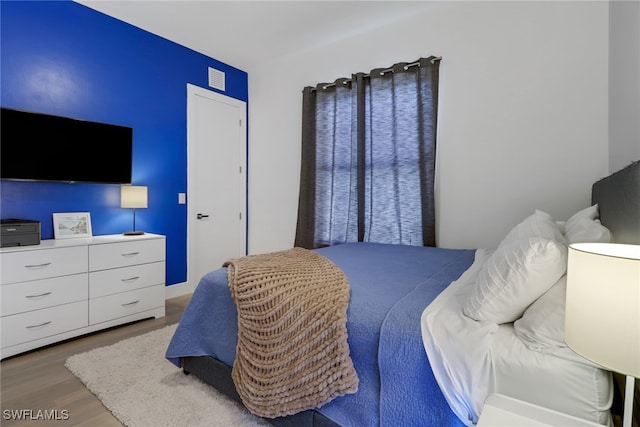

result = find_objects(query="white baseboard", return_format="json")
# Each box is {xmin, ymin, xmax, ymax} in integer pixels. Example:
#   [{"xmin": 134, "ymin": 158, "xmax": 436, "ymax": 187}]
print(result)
[{"xmin": 164, "ymin": 281, "xmax": 195, "ymax": 299}]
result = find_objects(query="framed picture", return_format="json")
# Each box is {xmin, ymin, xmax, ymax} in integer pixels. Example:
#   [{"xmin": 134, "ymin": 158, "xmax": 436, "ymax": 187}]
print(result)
[{"xmin": 52, "ymin": 212, "xmax": 93, "ymax": 239}]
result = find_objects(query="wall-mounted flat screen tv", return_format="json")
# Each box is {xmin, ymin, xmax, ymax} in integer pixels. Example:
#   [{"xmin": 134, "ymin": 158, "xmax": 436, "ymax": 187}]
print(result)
[{"xmin": 1, "ymin": 107, "xmax": 133, "ymax": 184}]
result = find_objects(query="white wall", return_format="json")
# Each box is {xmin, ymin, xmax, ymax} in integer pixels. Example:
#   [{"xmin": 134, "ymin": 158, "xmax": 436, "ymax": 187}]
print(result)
[
  {"xmin": 247, "ymin": 1, "xmax": 609, "ymax": 254},
  {"xmin": 609, "ymin": 0, "xmax": 640, "ymax": 173}
]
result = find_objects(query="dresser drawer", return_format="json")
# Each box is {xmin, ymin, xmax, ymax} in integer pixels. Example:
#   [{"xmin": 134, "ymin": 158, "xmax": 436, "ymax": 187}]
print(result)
[
  {"xmin": 0, "ymin": 301, "xmax": 88, "ymax": 348},
  {"xmin": 1, "ymin": 274, "xmax": 88, "ymax": 316},
  {"xmin": 89, "ymin": 261, "xmax": 165, "ymax": 298},
  {"xmin": 0, "ymin": 246, "xmax": 88, "ymax": 284},
  {"xmin": 89, "ymin": 239, "xmax": 165, "ymax": 271},
  {"xmin": 89, "ymin": 285, "xmax": 164, "ymax": 325}
]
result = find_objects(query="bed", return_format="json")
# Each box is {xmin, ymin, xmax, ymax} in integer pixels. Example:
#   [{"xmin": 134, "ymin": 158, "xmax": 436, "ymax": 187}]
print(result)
[{"xmin": 166, "ymin": 160, "xmax": 639, "ymax": 426}]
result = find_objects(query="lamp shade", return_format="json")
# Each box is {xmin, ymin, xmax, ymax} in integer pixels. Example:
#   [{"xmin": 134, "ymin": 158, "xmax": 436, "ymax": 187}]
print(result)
[
  {"xmin": 120, "ymin": 185, "xmax": 148, "ymax": 209},
  {"xmin": 565, "ymin": 243, "xmax": 640, "ymax": 378}
]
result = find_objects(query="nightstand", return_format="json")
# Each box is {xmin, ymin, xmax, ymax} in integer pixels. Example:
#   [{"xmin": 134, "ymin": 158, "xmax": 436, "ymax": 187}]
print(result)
[{"xmin": 477, "ymin": 394, "xmax": 606, "ymax": 427}]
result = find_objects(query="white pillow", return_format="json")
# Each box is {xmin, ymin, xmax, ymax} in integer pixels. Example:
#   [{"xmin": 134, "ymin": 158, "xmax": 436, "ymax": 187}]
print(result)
[
  {"xmin": 514, "ymin": 275, "xmax": 567, "ymax": 350},
  {"xmin": 499, "ymin": 210, "xmax": 566, "ymax": 247},
  {"xmin": 566, "ymin": 204, "xmax": 599, "ymax": 227},
  {"xmin": 565, "ymin": 217, "xmax": 611, "ymax": 244},
  {"xmin": 463, "ymin": 237, "xmax": 568, "ymax": 324}
]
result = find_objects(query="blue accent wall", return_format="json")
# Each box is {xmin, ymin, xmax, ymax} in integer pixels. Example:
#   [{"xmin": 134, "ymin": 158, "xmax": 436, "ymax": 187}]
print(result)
[{"xmin": 0, "ymin": 1, "xmax": 249, "ymax": 286}]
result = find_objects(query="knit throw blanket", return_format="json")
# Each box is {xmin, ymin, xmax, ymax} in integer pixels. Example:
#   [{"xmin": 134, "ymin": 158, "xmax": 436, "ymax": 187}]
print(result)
[{"xmin": 224, "ymin": 247, "xmax": 359, "ymax": 418}]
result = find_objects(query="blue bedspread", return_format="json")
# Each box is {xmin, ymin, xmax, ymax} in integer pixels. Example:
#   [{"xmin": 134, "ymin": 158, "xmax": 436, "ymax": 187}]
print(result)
[{"xmin": 166, "ymin": 242, "xmax": 474, "ymax": 426}]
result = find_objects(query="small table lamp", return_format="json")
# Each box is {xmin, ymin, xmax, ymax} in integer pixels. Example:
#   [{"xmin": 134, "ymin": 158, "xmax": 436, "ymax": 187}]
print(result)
[
  {"xmin": 565, "ymin": 243, "xmax": 640, "ymax": 427},
  {"xmin": 120, "ymin": 185, "xmax": 148, "ymax": 236}
]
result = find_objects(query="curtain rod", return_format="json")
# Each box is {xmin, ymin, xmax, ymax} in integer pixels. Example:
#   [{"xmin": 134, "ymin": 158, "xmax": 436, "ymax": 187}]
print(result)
[{"xmin": 314, "ymin": 56, "xmax": 442, "ymax": 91}]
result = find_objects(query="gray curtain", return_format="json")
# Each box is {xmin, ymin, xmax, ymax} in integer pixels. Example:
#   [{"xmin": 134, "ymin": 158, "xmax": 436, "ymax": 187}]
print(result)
[{"xmin": 296, "ymin": 57, "xmax": 440, "ymax": 249}]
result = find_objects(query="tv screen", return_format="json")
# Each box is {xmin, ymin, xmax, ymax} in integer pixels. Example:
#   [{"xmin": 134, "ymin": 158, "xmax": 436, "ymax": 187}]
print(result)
[{"xmin": 1, "ymin": 108, "xmax": 133, "ymax": 184}]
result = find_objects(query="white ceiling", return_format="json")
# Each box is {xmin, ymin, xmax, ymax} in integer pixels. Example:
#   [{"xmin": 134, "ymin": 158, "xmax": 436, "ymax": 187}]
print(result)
[{"xmin": 74, "ymin": 1, "xmax": 436, "ymax": 70}]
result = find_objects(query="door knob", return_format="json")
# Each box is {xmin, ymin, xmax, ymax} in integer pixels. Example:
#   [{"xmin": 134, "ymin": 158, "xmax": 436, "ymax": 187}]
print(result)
[{"xmin": 197, "ymin": 213, "xmax": 210, "ymax": 220}]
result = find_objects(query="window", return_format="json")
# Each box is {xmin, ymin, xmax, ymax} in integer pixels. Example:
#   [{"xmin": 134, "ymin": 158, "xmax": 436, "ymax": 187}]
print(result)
[{"xmin": 296, "ymin": 57, "xmax": 441, "ymax": 249}]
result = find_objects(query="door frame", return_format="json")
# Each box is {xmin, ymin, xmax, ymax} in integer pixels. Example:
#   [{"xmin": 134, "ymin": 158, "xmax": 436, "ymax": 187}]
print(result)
[{"xmin": 186, "ymin": 83, "xmax": 247, "ymax": 290}]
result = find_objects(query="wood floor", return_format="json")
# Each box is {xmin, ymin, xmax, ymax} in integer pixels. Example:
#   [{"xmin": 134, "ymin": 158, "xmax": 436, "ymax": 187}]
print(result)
[{"xmin": 1, "ymin": 294, "xmax": 192, "ymax": 427}]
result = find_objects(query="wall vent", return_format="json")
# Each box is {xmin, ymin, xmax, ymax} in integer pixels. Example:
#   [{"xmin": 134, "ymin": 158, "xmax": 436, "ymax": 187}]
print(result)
[{"xmin": 208, "ymin": 67, "xmax": 226, "ymax": 91}]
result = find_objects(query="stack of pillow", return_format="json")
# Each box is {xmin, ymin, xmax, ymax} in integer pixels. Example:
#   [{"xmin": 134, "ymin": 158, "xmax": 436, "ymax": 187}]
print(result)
[{"xmin": 463, "ymin": 205, "xmax": 612, "ymax": 351}]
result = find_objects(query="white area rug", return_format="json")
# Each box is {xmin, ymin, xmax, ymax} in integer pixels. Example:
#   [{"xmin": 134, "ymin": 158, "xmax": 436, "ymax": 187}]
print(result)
[{"xmin": 65, "ymin": 324, "xmax": 270, "ymax": 427}]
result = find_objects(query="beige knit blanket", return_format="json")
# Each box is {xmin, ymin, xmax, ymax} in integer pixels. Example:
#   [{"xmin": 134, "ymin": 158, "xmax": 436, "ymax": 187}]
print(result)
[{"xmin": 224, "ymin": 247, "xmax": 359, "ymax": 418}]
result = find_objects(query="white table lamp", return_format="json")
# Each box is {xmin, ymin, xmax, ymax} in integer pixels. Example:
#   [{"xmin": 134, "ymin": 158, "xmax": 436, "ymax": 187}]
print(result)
[
  {"xmin": 120, "ymin": 185, "xmax": 148, "ymax": 235},
  {"xmin": 565, "ymin": 243, "xmax": 640, "ymax": 427}
]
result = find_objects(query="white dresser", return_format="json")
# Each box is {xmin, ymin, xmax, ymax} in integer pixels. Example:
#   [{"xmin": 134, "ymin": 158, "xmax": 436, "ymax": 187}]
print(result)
[{"xmin": 0, "ymin": 233, "xmax": 165, "ymax": 359}]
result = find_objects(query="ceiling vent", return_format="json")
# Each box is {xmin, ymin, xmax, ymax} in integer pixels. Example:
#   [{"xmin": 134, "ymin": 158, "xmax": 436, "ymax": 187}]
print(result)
[{"xmin": 208, "ymin": 67, "xmax": 226, "ymax": 91}]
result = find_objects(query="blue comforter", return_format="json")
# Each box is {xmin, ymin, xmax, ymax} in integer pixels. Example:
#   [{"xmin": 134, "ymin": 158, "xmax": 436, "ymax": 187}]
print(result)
[{"xmin": 166, "ymin": 242, "xmax": 474, "ymax": 426}]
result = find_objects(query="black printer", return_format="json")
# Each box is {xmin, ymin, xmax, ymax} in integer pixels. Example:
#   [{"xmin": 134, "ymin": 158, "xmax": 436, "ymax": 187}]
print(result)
[{"xmin": 1, "ymin": 219, "xmax": 41, "ymax": 247}]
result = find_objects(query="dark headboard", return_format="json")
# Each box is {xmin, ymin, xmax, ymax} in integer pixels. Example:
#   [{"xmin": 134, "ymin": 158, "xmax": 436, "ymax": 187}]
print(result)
[{"xmin": 591, "ymin": 160, "xmax": 640, "ymax": 245}]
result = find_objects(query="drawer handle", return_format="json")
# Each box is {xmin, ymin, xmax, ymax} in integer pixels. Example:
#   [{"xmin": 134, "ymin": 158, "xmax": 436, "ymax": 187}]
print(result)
[
  {"xmin": 24, "ymin": 262, "xmax": 52, "ymax": 269},
  {"xmin": 121, "ymin": 276, "xmax": 140, "ymax": 283},
  {"xmin": 25, "ymin": 292, "xmax": 53, "ymax": 299},
  {"xmin": 121, "ymin": 252, "xmax": 140, "ymax": 257},
  {"xmin": 26, "ymin": 321, "xmax": 52, "ymax": 329},
  {"xmin": 121, "ymin": 300, "xmax": 140, "ymax": 307}
]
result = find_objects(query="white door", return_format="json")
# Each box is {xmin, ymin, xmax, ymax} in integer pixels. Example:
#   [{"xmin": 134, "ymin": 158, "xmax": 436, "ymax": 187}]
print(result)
[{"xmin": 187, "ymin": 84, "xmax": 246, "ymax": 289}]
